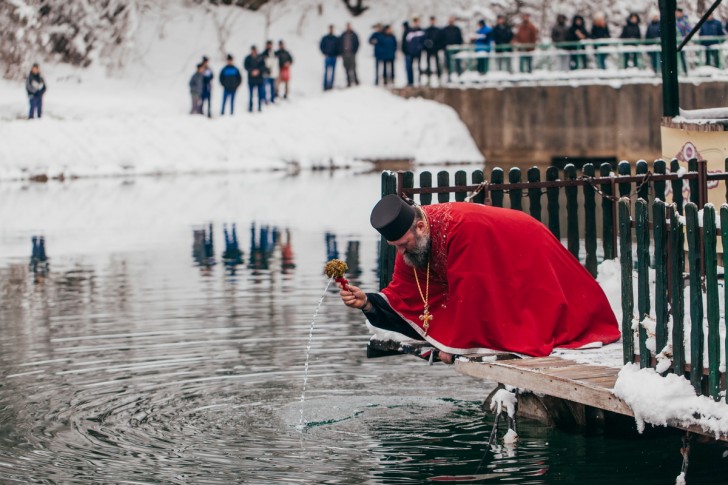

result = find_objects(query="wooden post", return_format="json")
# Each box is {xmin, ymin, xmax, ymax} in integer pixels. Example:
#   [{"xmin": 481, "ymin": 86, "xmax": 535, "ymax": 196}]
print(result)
[
  {"xmin": 654, "ymin": 159, "xmax": 667, "ymax": 201},
  {"xmin": 420, "ymin": 171, "xmax": 433, "ymax": 206},
  {"xmin": 618, "ymin": 161, "xmax": 632, "ymax": 198},
  {"xmin": 583, "ymin": 163, "xmax": 597, "ymax": 277},
  {"xmin": 685, "ymin": 203, "xmax": 704, "ymax": 393},
  {"xmin": 670, "ymin": 207, "xmax": 686, "ymax": 376},
  {"xmin": 455, "ymin": 170, "xmax": 467, "ymax": 202},
  {"xmin": 722, "ymin": 206, "xmax": 728, "ymax": 402},
  {"xmin": 528, "ymin": 167, "xmax": 542, "ymax": 221},
  {"xmin": 703, "ymin": 204, "xmax": 720, "ymax": 400},
  {"xmin": 471, "ymin": 169, "xmax": 485, "ymax": 204},
  {"xmin": 670, "ymin": 159, "xmax": 684, "ymax": 214},
  {"xmin": 600, "ymin": 163, "xmax": 615, "ymax": 260},
  {"xmin": 636, "ymin": 199, "xmax": 651, "ymax": 368},
  {"xmin": 509, "ymin": 167, "xmax": 523, "ymax": 211},
  {"xmin": 437, "ymin": 170, "xmax": 450, "ymax": 203},
  {"xmin": 379, "ymin": 171, "xmax": 397, "ymax": 289},
  {"xmin": 491, "ymin": 167, "xmax": 504, "ymax": 207},
  {"xmin": 636, "ymin": 160, "xmax": 650, "ymax": 202},
  {"xmin": 653, "ymin": 200, "xmax": 669, "ymax": 359},
  {"xmin": 688, "ymin": 158, "xmax": 700, "ymax": 205},
  {"xmin": 546, "ymin": 166, "xmax": 561, "ymax": 239},
  {"xmin": 565, "ymin": 164, "xmax": 579, "ymax": 260},
  {"xmin": 619, "ymin": 198, "xmax": 635, "ymax": 365}
]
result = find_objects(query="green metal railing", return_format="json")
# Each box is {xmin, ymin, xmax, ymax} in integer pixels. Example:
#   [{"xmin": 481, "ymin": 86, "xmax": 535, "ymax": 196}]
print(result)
[{"xmin": 445, "ymin": 36, "xmax": 728, "ymax": 77}]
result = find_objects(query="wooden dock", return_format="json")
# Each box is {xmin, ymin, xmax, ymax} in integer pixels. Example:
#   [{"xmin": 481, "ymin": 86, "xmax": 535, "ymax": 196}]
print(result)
[{"xmin": 368, "ymin": 338, "xmax": 725, "ymax": 441}]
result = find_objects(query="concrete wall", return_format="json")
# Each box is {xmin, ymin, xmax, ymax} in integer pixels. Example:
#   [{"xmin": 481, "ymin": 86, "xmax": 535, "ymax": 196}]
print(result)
[{"xmin": 397, "ymin": 82, "xmax": 728, "ymax": 166}]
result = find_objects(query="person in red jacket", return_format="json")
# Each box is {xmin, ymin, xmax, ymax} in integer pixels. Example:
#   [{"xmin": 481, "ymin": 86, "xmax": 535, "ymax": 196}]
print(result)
[{"xmin": 339, "ymin": 195, "xmax": 620, "ymax": 362}]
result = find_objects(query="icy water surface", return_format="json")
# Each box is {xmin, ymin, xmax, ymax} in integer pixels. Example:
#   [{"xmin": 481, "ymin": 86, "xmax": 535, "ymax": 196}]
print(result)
[{"xmin": 0, "ymin": 171, "xmax": 726, "ymax": 483}]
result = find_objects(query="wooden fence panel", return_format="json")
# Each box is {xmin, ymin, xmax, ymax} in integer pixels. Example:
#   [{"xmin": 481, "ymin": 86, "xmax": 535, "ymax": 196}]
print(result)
[
  {"xmin": 471, "ymin": 169, "xmax": 485, "ymax": 204},
  {"xmin": 685, "ymin": 203, "xmax": 704, "ymax": 393},
  {"xmin": 618, "ymin": 161, "xmax": 631, "ymax": 198},
  {"xmin": 636, "ymin": 160, "xmax": 649, "ymax": 202},
  {"xmin": 703, "ymin": 204, "xmax": 720, "ymax": 401},
  {"xmin": 654, "ymin": 159, "xmax": 667, "ymax": 202},
  {"xmin": 438, "ymin": 171, "xmax": 450, "ymax": 203},
  {"xmin": 455, "ymin": 170, "xmax": 467, "ymax": 202},
  {"xmin": 636, "ymin": 199, "xmax": 651, "ymax": 368},
  {"xmin": 653, "ymin": 200, "xmax": 668, "ymax": 359},
  {"xmin": 619, "ymin": 198, "xmax": 635, "ymax": 365},
  {"xmin": 528, "ymin": 167, "xmax": 542, "ymax": 221},
  {"xmin": 491, "ymin": 168, "xmax": 504, "ymax": 207},
  {"xmin": 688, "ymin": 159, "xmax": 700, "ymax": 205},
  {"xmin": 583, "ymin": 163, "xmax": 597, "ymax": 277},
  {"xmin": 670, "ymin": 159, "xmax": 684, "ymax": 214},
  {"xmin": 600, "ymin": 162, "xmax": 615, "ymax": 260},
  {"xmin": 565, "ymin": 164, "xmax": 579, "ymax": 259},
  {"xmin": 379, "ymin": 171, "xmax": 397, "ymax": 290},
  {"xmin": 509, "ymin": 168, "xmax": 523, "ymax": 211},
  {"xmin": 420, "ymin": 171, "xmax": 432, "ymax": 206},
  {"xmin": 722, "ymin": 206, "xmax": 728, "ymax": 402},
  {"xmin": 546, "ymin": 166, "xmax": 560, "ymax": 239},
  {"xmin": 670, "ymin": 207, "xmax": 686, "ymax": 377}
]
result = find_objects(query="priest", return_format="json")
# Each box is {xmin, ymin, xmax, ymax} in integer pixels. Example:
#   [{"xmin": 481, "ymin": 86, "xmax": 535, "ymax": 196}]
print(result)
[{"xmin": 339, "ymin": 195, "xmax": 621, "ymax": 362}]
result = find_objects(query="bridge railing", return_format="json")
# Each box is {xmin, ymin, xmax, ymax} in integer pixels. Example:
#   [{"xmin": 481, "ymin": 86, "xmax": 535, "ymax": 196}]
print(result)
[{"xmin": 445, "ymin": 36, "xmax": 728, "ymax": 79}]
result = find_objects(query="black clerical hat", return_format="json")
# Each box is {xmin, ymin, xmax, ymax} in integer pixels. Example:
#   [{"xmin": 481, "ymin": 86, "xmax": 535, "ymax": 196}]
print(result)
[{"xmin": 370, "ymin": 195, "xmax": 416, "ymax": 241}]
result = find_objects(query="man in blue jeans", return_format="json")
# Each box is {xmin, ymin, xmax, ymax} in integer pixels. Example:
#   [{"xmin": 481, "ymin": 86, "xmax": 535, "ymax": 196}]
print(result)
[
  {"xmin": 243, "ymin": 46, "xmax": 265, "ymax": 112},
  {"xmin": 26, "ymin": 64, "xmax": 46, "ymax": 119},
  {"xmin": 219, "ymin": 54, "xmax": 242, "ymax": 115},
  {"xmin": 320, "ymin": 25, "xmax": 339, "ymax": 90}
]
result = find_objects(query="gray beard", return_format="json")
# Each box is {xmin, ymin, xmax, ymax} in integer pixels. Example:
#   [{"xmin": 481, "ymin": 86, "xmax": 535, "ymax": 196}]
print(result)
[{"xmin": 402, "ymin": 233, "xmax": 430, "ymax": 268}]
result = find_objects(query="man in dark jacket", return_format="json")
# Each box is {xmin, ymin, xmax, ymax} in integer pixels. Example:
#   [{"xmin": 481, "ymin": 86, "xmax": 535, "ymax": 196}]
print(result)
[
  {"xmin": 26, "ymin": 63, "xmax": 46, "ymax": 119},
  {"xmin": 379, "ymin": 25, "xmax": 397, "ymax": 85},
  {"xmin": 219, "ymin": 54, "xmax": 242, "ymax": 115},
  {"xmin": 403, "ymin": 18, "xmax": 425, "ymax": 86},
  {"xmin": 320, "ymin": 25, "xmax": 339, "ymax": 90},
  {"xmin": 699, "ymin": 14, "xmax": 725, "ymax": 67},
  {"xmin": 591, "ymin": 13, "xmax": 611, "ymax": 69},
  {"xmin": 369, "ymin": 24, "xmax": 384, "ymax": 85},
  {"xmin": 275, "ymin": 40, "xmax": 293, "ymax": 99},
  {"xmin": 441, "ymin": 16, "xmax": 463, "ymax": 81},
  {"xmin": 492, "ymin": 15, "xmax": 514, "ymax": 73},
  {"xmin": 645, "ymin": 13, "xmax": 661, "ymax": 71},
  {"xmin": 423, "ymin": 16, "xmax": 443, "ymax": 84},
  {"xmin": 340, "ymin": 23, "xmax": 360, "ymax": 87},
  {"xmin": 566, "ymin": 15, "xmax": 589, "ymax": 70},
  {"xmin": 619, "ymin": 13, "xmax": 642, "ymax": 68},
  {"xmin": 189, "ymin": 63, "xmax": 204, "ymax": 115},
  {"xmin": 200, "ymin": 56, "xmax": 214, "ymax": 118},
  {"xmin": 243, "ymin": 45, "xmax": 265, "ymax": 112}
]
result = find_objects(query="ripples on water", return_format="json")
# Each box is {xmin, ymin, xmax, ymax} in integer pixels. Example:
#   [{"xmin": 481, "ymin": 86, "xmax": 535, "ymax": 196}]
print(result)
[{"xmin": 0, "ymin": 173, "xmax": 725, "ymax": 483}]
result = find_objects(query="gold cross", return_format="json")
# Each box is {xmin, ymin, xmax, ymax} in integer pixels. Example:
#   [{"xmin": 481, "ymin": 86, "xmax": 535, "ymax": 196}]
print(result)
[{"xmin": 420, "ymin": 310, "xmax": 433, "ymax": 334}]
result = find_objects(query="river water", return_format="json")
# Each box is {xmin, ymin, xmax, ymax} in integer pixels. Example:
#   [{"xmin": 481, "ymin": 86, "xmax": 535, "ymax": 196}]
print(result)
[{"xmin": 0, "ymin": 169, "xmax": 724, "ymax": 483}]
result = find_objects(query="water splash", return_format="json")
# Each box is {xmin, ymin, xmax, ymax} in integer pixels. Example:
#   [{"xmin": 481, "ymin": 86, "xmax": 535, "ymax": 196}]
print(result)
[{"xmin": 298, "ymin": 277, "xmax": 334, "ymax": 431}]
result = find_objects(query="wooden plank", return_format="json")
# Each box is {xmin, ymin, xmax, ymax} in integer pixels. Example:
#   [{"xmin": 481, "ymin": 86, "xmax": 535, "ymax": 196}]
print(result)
[
  {"xmin": 653, "ymin": 200, "xmax": 668, "ymax": 358},
  {"xmin": 618, "ymin": 160, "xmax": 631, "ymax": 197},
  {"xmin": 722, "ymin": 206, "xmax": 728, "ymax": 403},
  {"xmin": 506, "ymin": 357, "xmax": 576, "ymax": 368},
  {"xmin": 636, "ymin": 199, "xmax": 651, "ymax": 368},
  {"xmin": 471, "ymin": 169, "xmax": 485, "ymax": 204},
  {"xmin": 654, "ymin": 159, "xmax": 667, "ymax": 201},
  {"xmin": 379, "ymin": 171, "xmax": 397, "ymax": 289},
  {"xmin": 688, "ymin": 158, "xmax": 700, "ymax": 205},
  {"xmin": 544, "ymin": 366, "xmax": 620, "ymax": 380},
  {"xmin": 583, "ymin": 163, "xmax": 597, "ymax": 277},
  {"xmin": 671, "ymin": 207, "xmax": 686, "ymax": 376},
  {"xmin": 527, "ymin": 167, "xmax": 542, "ymax": 221},
  {"xmin": 491, "ymin": 167, "xmax": 504, "ymax": 207},
  {"xmin": 546, "ymin": 166, "xmax": 560, "ymax": 239},
  {"xmin": 670, "ymin": 159, "xmax": 684, "ymax": 213},
  {"xmin": 686, "ymin": 203, "xmax": 704, "ymax": 393},
  {"xmin": 619, "ymin": 198, "xmax": 635, "ymax": 364},
  {"xmin": 576, "ymin": 375, "xmax": 620, "ymax": 387},
  {"xmin": 704, "ymin": 204, "xmax": 720, "ymax": 400},
  {"xmin": 454, "ymin": 170, "xmax": 467, "ymax": 202},
  {"xmin": 600, "ymin": 162, "xmax": 615, "ymax": 260},
  {"xmin": 420, "ymin": 171, "xmax": 432, "ymax": 206},
  {"xmin": 437, "ymin": 170, "xmax": 450, "ymax": 203},
  {"xmin": 509, "ymin": 167, "xmax": 523, "ymax": 211},
  {"xmin": 636, "ymin": 160, "xmax": 649, "ymax": 201},
  {"xmin": 565, "ymin": 164, "xmax": 579, "ymax": 259}
]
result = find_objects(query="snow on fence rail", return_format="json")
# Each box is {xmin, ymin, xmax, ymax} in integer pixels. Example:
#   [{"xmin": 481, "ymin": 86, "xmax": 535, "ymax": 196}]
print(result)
[{"xmin": 379, "ymin": 160, "xmax": 728, "ymax": 401}]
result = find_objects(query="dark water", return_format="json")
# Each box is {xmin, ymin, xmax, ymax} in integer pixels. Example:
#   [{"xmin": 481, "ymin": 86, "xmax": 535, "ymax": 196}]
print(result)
[{"xmin": 0, "ymin": 171, "xmax": 725, "ymax": 484}]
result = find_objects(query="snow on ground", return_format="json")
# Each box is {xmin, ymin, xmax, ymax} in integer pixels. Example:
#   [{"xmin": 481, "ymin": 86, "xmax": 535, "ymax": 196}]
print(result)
[{"xmin": 0, "ymin": 0, "xmax": 483, "ymax": 181}]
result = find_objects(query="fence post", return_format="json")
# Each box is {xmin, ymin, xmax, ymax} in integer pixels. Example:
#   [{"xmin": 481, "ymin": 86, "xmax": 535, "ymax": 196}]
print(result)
[
  {"xmin": 636, "ymin": 160, "xmax": 650, "ymax": 202},
  {"xmin": 509, "ymin": 168, "xmax": 523, "ymax": 211},
  {"xmin": 546, "ymin": 166, "xmax": 561, "ymax": 239},
  {"xmin": 528, "ymin": 167, "xmax": 542, "ymax": 221},
  {"xmin": 688, "ymin": 158, "xmax": 700, "ymax": 205},
  {"xmin": 565, "ymin": 164, "xmax": 579, "ymax": 259},
  {"xmin": 703, "ymin": 204, "xmax": 720, "ymax": 401},
  {"xmin": 437, "ymin": 170, "xmax": 450, "ymax": 203},
  {"xmin": 618, "ymin": 161, "xmax": 632, "ymax": 198},
  {"xmin": 636, "ymin": 199, "xmax": 651, "ymax": 368},
  {"xmin": 471, "ymin": 169, "xmax": 485, "ymax": 204},
  {"xmin": 491, "ymin": 167, "xmax": 504, "ymax": 207},
  {"xmin": 722, "ymin": 205, "xmax": 728, "ymax": 402},
  {"xmin": 619, "ymin": 198, "xmax": 635, "ymax": 365},
  {"xmin": 583, "ymin": 163, "xmax": 597, "ymax": 277},
  {"xmin": 420, "ymin": 171, "xmax": 433, "ymax": 206},
  {"xmin": 670, "ymin": 206, "xmax": 686, "ymax": 376},
  {"xmin": 685, "ymin": 202, "xmax": 704, "ymax": 393},
  {"xmin": 653, "ymin": 200, "xmax": 669, "ymax": 359},
  {"xmin": 379, "ymin": 171, "xmax": 397, "ymax": 290},
  {"xmin": 455, "ymin": 170, "xmax": 467, "ymax": 202},
  {"xmin": 600, "ymin": 162, "xmax": 616, "ymax": 260},
  {"xmin": 654, "ymin": 159, "xmax": 667, "ymax": 201},
  {"xmin": 670, "ymin": 159, "xmax": 684, "ymax": 213}
]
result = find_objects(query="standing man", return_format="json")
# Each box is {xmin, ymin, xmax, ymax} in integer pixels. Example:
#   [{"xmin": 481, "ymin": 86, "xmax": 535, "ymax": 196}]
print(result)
[
  {"xmin": 645, "ymin": 13, "xmax": 662, "ymax": 72},
  {"xmin": 262, "ymin": 40, "xmax": 278, "ymax": 104},
  {"xmin": 472, "ymin": 19, "xmax": 493, "ymax": 75},
  {"xmin": 243, "ymin": 45, "xmax": 265, "ymax": 113},
  {"xmin": 551, "ymin": 14, "xmax": 570, "ymax": 71},
  {"xmin": 514, "ymin": 13, "xmax": 539, "ymax": 73},
  {"xmin": 26, "ymin": 63, "xmax": 46, "ymax": 119},
  {"xmin": 339, "ymin": 22, "xmax": 360, "ymax": 87},
  {"xmin": 219, "ymin": 54, "xmax": 242, "ymax": 115},
  {"xmin": 402, "ymin": 18, "xmax": 425, "ymax": 86},
  {"xmin": 189, "ymin": 63, "xmax": 204, "ymax": 115},
  {"xmin": 200, "ymin": 56, "xmax": 214, "ymax": 118},
  {"xmin": 676, "ymin": 8, "xmax": 691, "ymax": 74},
  {"xmin": 699, "ymin": 14, "xmax": 725, "ymax": 67},
  {"xmin": 492, "ymin": 15, "xmax": 514, "ymax": 73},
  {"xmin": 369, "ymin": 24, "xmax": 384, "ymax": 85},
  {"xmin": 275, "ymin": 40, "xmax": 293, "ymax": 100},
  {"xmin": 320, "ymin": 25, "xmax": 339, "ymax": 90},
  {"xmin": 423, "ymin": 16, "xmax": 443, "ymax": 85},
  {"xmin": 619, "ymin": 13, "xmax": 642, "ymax": 68},
  {"xmin": 338, "ymin": 195, "xmax": 620, "ymax": 360},
  {"xmin": 441, "ymin": 16, "xmax": 464, "ymax": 81},
  {"xmin": 379, "ymin": 25, "xmax": 397, "ymax": 86}
]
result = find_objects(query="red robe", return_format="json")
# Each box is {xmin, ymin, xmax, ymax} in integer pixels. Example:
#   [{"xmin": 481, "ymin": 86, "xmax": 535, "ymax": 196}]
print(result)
[{"xmin": 380, "ymin": 202, "xmax": 620, "ymax": 357}]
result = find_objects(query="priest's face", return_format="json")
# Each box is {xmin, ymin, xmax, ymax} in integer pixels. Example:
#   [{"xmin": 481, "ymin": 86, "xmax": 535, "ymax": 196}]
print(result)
[{"xmin": 388, "ymin": 220, "xmax": 430, "ymax": 268}]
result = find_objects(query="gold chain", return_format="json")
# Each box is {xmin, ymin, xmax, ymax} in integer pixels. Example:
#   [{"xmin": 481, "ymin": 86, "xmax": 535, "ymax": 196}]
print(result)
[{"xmin": 413, "ymin": 261, "xmax": 433, "ymax": 334}]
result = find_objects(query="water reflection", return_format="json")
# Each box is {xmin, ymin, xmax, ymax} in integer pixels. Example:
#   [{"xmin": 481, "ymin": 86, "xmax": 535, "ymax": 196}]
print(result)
[{"xmin": 0, "ymin": 171, "xmax": 725, "ymax": 483}]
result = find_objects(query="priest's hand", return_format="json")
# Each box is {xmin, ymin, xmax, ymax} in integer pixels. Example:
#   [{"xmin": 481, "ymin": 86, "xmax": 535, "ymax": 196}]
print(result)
[
  {"xmin": 438, "ymin": 351, "xmax": 455, "ymax": 364},
  {"xmin": 338, "ymin": 283, "xmax": 369, "ymax": 310}
]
